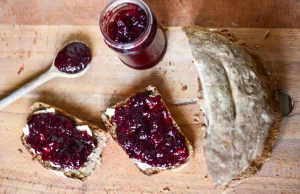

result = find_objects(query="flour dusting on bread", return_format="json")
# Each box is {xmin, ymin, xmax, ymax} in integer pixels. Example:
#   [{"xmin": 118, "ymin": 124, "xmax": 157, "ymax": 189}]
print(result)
[{"xmin": 183, "ymin": 27, "xmax": 282, "ymax": 187}]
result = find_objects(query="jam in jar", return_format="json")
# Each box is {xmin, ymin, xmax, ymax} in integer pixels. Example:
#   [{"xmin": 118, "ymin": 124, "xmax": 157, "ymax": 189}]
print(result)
[{"xmin": 100, "ymin": 0, "xmax": 167, "ymax": 70}]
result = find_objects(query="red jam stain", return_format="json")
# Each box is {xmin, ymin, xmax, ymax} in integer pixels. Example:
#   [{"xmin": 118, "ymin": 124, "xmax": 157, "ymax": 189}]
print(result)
[
  {"xmin": 54, "ymin": 42, "xmax": 92, "ymax": 74},
  {"xmin": 26, "ymin": 113, "xmax": 98, "ymax": 170},
  {"xmin": 111, "ymin": 92, "xmax": 189, "ymax": 168},
  {"xmin": 107, "ymin": 4, "xmax": 147, "ymax": 43}
]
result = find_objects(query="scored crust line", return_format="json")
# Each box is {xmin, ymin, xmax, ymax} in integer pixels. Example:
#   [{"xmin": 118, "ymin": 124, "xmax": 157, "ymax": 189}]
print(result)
[{"xmin": 221, "ymin": 64, "xmax": 237, "ymax": 120}]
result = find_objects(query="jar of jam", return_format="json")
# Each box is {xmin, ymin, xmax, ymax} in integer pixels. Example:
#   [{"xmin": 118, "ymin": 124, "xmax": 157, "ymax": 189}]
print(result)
[{"xmin": 100, "ymin": 0, "xmax": 167, "ymax": 70}]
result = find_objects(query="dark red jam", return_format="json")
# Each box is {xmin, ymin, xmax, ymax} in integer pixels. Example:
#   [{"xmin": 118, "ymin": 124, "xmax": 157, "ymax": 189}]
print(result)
[
  {"xmin": 26, "ymin": 113, "xmax": 98, "ymax": 170},
  {"xmin": 54, "ymin": 42, "xmax": 92, "ymax": 74},
  {"xmin": 111, "ymin": 92, "xmax": 189, "ymax": 168},
  {"xmin": 107, "ymin": 4, "xmax": 147, "ymax": 43}
]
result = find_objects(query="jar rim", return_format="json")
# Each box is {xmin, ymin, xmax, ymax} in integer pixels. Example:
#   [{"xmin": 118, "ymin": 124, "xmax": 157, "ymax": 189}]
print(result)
[{"xmin": 99, "ymin": 0, "xmax": 153, "ymax": 50}]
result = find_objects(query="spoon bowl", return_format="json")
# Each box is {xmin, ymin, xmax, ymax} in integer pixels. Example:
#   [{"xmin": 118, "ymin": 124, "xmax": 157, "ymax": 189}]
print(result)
[{"xmin": 50, "ymin": 40, "xmax": 92, "ymax": 78}]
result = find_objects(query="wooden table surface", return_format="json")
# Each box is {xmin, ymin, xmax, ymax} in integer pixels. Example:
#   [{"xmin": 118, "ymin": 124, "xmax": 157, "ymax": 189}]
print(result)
[
  {"xmin": 1, "ymin": 1, "xmax": 300, "ymax": 194},
  {"xmin": 0, "ymin": 0, "xmax": 300, "ymax": 28}
]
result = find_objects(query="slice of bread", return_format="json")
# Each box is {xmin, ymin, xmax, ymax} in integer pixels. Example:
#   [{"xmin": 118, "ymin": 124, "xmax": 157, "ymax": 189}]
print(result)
[
  {"xmin": 183, "ymin": 27, "xmax": 282, "ymax": 188},
  {"xmin": 101, "ymin": 85, "xmax": 193, "ymax": 175},
  {"xmin": 21, "ymin": 102, "xmax": 108, "ymax": 181}
]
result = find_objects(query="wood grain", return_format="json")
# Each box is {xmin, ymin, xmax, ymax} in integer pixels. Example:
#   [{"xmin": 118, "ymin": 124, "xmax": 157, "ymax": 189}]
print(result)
[
  {"xmin": 0, "ymin": 0, "xmax": 300, "ymax": 28},
  {"xmin": 0, "ymin": 25, "xmax": 299, "ymax": 193}
]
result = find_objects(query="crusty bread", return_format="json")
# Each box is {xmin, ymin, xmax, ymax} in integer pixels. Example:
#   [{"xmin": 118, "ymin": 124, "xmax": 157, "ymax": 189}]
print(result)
[
  {"xmin": 183, "ymin": 27, "xmax": 282, "ymax": 188},
  {"xmin": 101, "ymin": 85, "xmax": 193, "ymax": 175},
  {"xmin": 21, "ymin": 102, "xmax": 108, "ymax": 181}
]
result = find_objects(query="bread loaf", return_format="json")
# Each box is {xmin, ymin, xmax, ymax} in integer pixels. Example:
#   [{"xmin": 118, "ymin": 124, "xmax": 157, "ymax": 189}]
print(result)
[{"xmin": 183, "ymin": 27, "xmax": 282, "ymax": 187}]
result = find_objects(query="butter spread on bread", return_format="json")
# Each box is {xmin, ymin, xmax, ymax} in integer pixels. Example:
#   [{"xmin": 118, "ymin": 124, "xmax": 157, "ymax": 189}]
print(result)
[{"xmin": 183, "ymin": 27, "xmax": 282, "ymax": 187}]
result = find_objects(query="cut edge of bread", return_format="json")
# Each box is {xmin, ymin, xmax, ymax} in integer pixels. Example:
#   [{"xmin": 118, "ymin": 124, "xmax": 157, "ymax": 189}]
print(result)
[
  {"xmin": 21, "ymin": 102, "xmax": 109, "ymax": 182},
  {"xmin": 183, "ymin": 26, "xmax": 282, "ymax": 188},
  {"xmin": 101, "ymin": 85, "xmax": 194, "ymax": 176}
]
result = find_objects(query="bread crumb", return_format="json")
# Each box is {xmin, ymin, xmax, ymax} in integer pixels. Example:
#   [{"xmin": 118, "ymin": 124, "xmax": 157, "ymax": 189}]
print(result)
[
  {"xmin": 193, "ymin": 113, "xmax": 201, "ymax": 123},
  {"xmin": 231, "ymin": 22, "xmax": 239, "ymax": 27},
  {"xmin": 264, "ymin": 30, "xmax": 270, "ymax": 39},
  {"xmin": 169, "ymin": 62, "xmax": 175, "ymax": 66},
  {"xmin": 163, "ymin": 187, "xmax": 170, "ymax": 193},
  {"xmin": 18, "ymin": 149, "xmax": 23, "ymax": 153},
  {"xmin": 18, "ymin": 64, "xmax": 24, "ymax": 74},
  {"xmin": 181, "ymin": 84, "xmax": 187, "ymax": 91}
]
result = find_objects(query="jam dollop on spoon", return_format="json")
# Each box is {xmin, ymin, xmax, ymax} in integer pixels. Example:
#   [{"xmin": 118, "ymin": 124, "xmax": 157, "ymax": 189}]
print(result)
[
  {"xmin": 54, "ymin": 42, "xmax": 92, "ymax": 74},
  {"xmin": 0, "ymin": 41, "xmax": 92, "ymax": 109}
]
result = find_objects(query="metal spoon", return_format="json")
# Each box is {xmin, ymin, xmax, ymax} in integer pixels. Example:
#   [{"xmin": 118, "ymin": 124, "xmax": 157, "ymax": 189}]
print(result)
[
  {"xmin": 0, "ymin": 41, "xmax": 91, "ymax": 109},
  {"xmin": 277, "ymin": 90, "xmax": 294, "ymax": 116}
]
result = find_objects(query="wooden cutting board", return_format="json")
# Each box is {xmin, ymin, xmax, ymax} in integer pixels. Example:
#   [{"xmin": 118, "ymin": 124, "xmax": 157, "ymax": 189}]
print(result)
[{"xmin": 0, "ymin": 26, "xmax": 299, "ymax": 194}]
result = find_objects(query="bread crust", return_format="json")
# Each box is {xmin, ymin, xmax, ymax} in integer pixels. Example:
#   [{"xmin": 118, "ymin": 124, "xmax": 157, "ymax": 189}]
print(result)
[
  {"xmin": 183, "ymin": 27, "xmax": 282, "ymax": 188},
  {"xmin": 101, "ymin": 85, "xmax": 193, "ymax": 175},
  {"xmin": 21, "ymin": 102, "xmax": 108, "ymax": 181}
]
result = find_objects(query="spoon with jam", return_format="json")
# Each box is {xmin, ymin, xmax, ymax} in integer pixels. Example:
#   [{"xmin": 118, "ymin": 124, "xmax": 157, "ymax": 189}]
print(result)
[{"xmin": 0, "ymin": 41, "xmax": 92, "ymax": 109}]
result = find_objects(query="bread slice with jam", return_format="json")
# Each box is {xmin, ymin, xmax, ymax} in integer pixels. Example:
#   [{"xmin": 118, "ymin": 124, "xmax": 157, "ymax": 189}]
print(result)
[
  {"xmin": 21, "ymin": 102, "xmax": 108, "ymax": 181},
  {"xmin": 101, "ymin": 85, "xmax": 193, "ymax": 175}
]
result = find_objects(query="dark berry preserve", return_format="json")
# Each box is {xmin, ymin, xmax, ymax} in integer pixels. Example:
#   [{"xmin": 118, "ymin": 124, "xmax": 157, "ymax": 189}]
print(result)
[
  {"xmin": 54, "ymin": 42, "xmax": 92, "ymax": 74},
  {"xmin": 100, "ymin": 0, "xmax": 167, "ymax": 70},
  {"xmin": 26, "ymin": 112, "xmax": 98, "ymax": 170},
  {"xmin": 107, "ymin": 4, "xmax": 147, "ymax": 43},
  {"xmin": 111, "ymin": 92, "xmax": 190, "ymax": 168}
]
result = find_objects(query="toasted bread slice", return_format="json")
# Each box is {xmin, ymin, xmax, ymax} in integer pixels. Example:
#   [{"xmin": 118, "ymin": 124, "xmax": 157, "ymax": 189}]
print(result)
[
  {"xmin": 183, "ymin": 27, "xmax": 282, "ymax": 188},
  {"xmin": 101, "ymin": 85, "xmax": 193, "ymax": 175},
  {"xmin": 21, "ymin": 102, "xmax": 108, "ymax": 181}
]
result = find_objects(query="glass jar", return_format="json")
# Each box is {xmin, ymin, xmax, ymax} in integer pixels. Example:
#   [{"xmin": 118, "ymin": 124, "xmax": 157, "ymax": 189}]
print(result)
[{"xmin": 100, "ymin": 0, "xmax": 167, "ymax": 70}]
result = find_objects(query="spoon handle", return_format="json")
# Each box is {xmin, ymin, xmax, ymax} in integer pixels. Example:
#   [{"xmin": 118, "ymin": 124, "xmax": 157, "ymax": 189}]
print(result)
[{"xmin": 0, "ymin": 71, "xmax": 56, "ymax": 109}]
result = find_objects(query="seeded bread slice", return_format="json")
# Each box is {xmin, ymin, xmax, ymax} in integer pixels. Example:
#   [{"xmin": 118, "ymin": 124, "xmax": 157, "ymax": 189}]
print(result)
[
  {"xmin": 21, "ymin": 102, "xmax": 108, "ymax": 181},
  {"xmin": 101, "ymin": 85, "xmax": 193, "ymax": 175},
  {"xmin": 183, "ymin": 27, "xmax": 282, "ymax": 188}
]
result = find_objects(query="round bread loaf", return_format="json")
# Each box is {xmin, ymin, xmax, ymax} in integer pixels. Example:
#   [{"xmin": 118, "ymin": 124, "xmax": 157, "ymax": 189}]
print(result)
[{"xmin": 183, "ymin": 27, "xmax": 282, "ymax": 188}]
